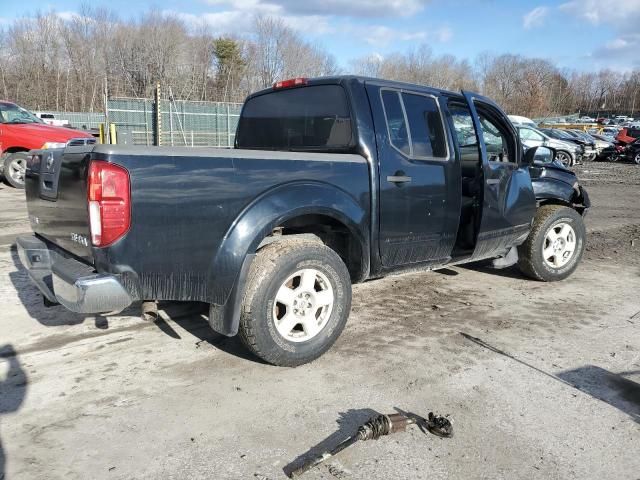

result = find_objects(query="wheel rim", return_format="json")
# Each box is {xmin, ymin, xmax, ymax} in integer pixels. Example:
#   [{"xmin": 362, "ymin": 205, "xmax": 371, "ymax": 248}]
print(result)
[
  {"xmin": 272, "ymin": 268, "xmax": 334, "ymax": 342},
  {"xmin": 634, "ymin": 153, "xmax": 640, "ymax": 165},
  {"xmin": 556, "ymin": 152, "xmax": 570, "ymax": 166},
  {"xmin": 8, "ymin": 157, "xmax": 26, "ymax": 184},
  {"xmin": 542, "ymin": 222, "xmax": 577, "ymax": 269}
]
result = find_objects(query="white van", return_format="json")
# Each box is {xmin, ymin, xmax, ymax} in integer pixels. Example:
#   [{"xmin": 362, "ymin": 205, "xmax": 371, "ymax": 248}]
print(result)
[{"xmin": 508, "ymin": 115, "xmax": 538, "ymax": 128}]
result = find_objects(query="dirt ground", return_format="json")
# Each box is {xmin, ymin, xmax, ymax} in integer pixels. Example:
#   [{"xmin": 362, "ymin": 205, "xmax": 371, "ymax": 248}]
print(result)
[{"xmin": 1, "ymin": 162, "xmax": 639, "ymax": 480}]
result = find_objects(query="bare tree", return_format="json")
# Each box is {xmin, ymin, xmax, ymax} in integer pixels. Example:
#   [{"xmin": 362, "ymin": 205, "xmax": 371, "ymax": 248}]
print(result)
[{"xmin": 0, "ymin": 6, "xmax": 638, "ymax": 118}]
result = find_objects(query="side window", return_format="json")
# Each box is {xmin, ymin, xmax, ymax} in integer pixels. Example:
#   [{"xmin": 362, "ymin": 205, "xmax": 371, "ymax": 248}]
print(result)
[
  {"xmin": 518, "ymin": 128, "xmax": 532, "ymax": 140},
  {"xmin": 477, "ymin": 110, "xmax": 514, "ymax": 163},
  {"xmin": 449, "ymin": 103, "xmax": 480, "ymax": 151},
  {"xmin": 381, "ymin": 90, "xmax": 410, "ymax": 155},
  {"xmin": 521, "ymin": 128, "xmax": 543, "ymax": 141},
  {"xmin": 381, "ymin": 89, "xmax": 447, "ymax": 158},
  {"xmin": 449, "ymin": 102, "xmax": 480, "ymax": 165},
  {"xmin": 401, "ymin": 93, "xmax": 447, "ymax": 158}
]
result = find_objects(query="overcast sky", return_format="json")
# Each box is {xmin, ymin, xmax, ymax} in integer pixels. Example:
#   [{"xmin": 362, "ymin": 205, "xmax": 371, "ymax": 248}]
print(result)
[{"xmin": 2, "ymin": 0, "xmax": 639, "ymax": 72}]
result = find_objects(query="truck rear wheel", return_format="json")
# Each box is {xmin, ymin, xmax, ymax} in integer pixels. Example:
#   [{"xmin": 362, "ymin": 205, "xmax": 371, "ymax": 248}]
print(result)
[
  {"xmin": 517, "ymin": 205, "xmax": 585, "ymax": 282},
  {"xmin": 239, "ymin": 239, "xmax": 351, "ymax": 367}
]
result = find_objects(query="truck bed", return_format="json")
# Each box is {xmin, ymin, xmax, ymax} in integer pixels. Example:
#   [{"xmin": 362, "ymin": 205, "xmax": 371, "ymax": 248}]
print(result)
[{"xmin": 25, "ymin": 145, "xmax": 370, "ymax": 304}]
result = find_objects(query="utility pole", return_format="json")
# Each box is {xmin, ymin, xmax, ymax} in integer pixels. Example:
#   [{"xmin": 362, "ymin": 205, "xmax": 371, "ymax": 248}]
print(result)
[{"xmin": 103, "ymin": 77, "xmax": 110, "ymax": 144}]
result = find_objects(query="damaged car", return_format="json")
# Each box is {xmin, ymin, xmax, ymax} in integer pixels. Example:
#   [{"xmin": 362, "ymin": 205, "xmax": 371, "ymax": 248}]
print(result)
[{"xmin": 517, "ymin": 126, "xmax": 582, "ymax": 167}]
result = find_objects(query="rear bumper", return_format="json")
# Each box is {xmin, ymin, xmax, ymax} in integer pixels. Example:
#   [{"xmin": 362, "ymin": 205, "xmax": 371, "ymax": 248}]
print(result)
[{"xmin": 16, "ymin": 235, "xmax": 134, "ymax": 314}]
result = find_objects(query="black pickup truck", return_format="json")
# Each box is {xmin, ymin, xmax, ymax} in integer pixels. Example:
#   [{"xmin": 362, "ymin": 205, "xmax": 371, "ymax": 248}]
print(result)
[{"xmin": 17, "ymin": 76, "xmax": 590, "ymax": 366}]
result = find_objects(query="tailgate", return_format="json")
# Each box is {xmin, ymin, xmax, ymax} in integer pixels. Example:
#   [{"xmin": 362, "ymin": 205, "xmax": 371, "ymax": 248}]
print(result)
[{"xmin": 25, "ymin": 140, "xmax": 96, "ymax": 262}]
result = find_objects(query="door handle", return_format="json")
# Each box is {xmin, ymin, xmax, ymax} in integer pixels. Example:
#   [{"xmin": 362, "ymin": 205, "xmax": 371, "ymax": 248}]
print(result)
[
  {"xmin": 486, "ymin": 179, "xmax": 500, "ymax": 185},
  {"xmin": 387, "ymin": 174, "xmax": 412, "ymax": 184}
]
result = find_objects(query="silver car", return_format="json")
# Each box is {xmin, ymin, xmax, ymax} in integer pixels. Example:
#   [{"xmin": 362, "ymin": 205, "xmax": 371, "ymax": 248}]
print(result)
[{"xmin": 517, "ymin": 126, "xmax": 581, "ymax": 167}]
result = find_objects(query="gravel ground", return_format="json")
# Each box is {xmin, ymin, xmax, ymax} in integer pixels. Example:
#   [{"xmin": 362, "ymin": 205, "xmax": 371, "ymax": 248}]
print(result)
[{"xmin": 0, "ymin": 161, "xmax": 639, "ymax": 480}]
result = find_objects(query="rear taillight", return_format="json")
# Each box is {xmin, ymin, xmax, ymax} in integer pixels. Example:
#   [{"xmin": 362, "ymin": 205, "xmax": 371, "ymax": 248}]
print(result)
[{"xmin": 87, "ymin": 161, "xmax": 130, "ymax": 247}]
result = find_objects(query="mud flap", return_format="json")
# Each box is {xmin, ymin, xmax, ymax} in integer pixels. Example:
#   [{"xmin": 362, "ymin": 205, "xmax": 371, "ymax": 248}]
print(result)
[{"xmin": 208, "ymin": 253, "xmax": 256, "ymax": 336}]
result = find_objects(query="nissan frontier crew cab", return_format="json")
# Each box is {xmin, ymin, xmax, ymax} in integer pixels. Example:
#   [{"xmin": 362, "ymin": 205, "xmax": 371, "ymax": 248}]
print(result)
[{"xmin": 18, "ymin": 76, "xmax": 590, "ymax": 366}]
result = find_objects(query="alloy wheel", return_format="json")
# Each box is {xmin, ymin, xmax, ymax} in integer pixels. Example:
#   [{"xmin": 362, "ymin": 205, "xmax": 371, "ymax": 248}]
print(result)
[
  {"xmin": 272, "ymin": 268, "xmax": 334, "ymax": 342},
  {"xmin": 542, "ymin": 222, "xmax": 577, "ymax": 268}
]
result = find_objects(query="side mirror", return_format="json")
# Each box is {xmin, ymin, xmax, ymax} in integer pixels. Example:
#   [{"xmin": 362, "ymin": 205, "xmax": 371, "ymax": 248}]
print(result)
[{"xmin": 523, "ymin": 146, "xmax": 555, "ymax": 166}]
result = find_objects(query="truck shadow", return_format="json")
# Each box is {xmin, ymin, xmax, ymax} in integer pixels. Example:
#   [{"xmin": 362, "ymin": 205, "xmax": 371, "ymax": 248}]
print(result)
[
  {"xmin": 0, "ymin": 345, "xmax": 28, "ymax": 480},
  {"xmin": 460, "ymin": 262, "xmax": 527, "ymax": 280},
  {"xmin": 158, "ymin": 303, "xmax": 268, "ymax": 364},
  {"xmin": 7, "ymin": 247, "xmax": 262, "ymax": 363},
  {"xmin": 282, "ymin": 408, "xmax": 379, "ymax": 478},
  {"xmin": 8, "ymin": 245, "xmax": 120, "ymax": 330}
]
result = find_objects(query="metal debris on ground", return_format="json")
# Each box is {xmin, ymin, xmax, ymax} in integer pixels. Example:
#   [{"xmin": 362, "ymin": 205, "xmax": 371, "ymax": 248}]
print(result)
[{"xmin": 288, "ymin": 412, "xmax": 453, "ymax": 478}]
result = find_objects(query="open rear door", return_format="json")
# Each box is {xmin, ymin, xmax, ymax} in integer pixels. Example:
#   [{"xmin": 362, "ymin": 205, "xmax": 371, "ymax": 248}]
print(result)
[{"xmin": 461, "ymin": 91, "xmax": 536, "ymax": 260}]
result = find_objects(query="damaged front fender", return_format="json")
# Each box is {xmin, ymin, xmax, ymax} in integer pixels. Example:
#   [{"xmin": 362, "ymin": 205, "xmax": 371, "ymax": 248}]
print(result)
[{"xmin": 530, "ymin": 164, "xmax": 590, "ymax": 215}]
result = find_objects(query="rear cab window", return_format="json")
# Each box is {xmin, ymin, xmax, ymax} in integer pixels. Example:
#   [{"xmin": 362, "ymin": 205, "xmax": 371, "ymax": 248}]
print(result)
[
  {"xmin": 235, "ymin": 84, "xmax": 353, "ymax": 151},
  {"xmin": 380, "ymin": 89, "xmax": 448, "ymax": 160}
]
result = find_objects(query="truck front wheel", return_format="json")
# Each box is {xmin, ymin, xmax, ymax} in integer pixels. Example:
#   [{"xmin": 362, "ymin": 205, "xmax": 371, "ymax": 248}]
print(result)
[
  {"xmin": 3, "ymin": 152, "xmax": 29, "ymax": 189},
  {"xmin": 238, "ymin": 239, "xmax": 352, "ymax": 367},
  {"xmin": 517, "ymin": 205, "xmax": 585, "ymax": 281}
]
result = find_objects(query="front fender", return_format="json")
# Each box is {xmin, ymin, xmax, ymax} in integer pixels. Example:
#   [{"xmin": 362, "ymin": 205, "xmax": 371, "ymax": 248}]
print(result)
[
  {"xmin": 208, "ymin": 181, "xmax": 369, "ymax": 336},
  {"xmin": 532, "ymin": 176, "xmax": 576, "ymax": 204},
  {"xmin": 532, "ymin": 176, "xmax": 590, "ymax": 214}
]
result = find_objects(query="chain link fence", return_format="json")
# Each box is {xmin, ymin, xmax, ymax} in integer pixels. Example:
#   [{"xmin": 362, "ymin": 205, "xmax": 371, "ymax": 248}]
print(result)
[
  {"xmin": 107, "ymin": 98, "xmax": 242, "ymax": 147},
  {"xmin": 46, "ymin": 97, "xmax": 243, "ymax": 147}
]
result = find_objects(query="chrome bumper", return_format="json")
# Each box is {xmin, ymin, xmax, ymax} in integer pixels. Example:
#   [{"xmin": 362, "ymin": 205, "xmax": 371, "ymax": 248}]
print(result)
[{"xmin": 16, "ymin": 235, "xmax": 133, "ymax": 314}]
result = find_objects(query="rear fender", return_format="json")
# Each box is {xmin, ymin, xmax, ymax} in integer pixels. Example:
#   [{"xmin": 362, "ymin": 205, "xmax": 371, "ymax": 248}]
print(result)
[{"xmin": 208, "ymin": 181, "xmax": 369, "ymax": 336}]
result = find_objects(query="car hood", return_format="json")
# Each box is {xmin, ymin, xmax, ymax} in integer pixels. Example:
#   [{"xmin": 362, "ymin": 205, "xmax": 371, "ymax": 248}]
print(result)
[
  {"xmin": 546, "ymin": 138, "xmax": 579, "ymax": 151},
  {"xmin": 3, "ymin": 123, "xmax": 92, "ymax": 141}
]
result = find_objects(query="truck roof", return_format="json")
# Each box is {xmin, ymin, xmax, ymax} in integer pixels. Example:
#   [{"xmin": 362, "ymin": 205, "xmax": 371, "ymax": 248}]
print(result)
[{"xmin": 246, "ymin": 75, "xmax": 463, "ymax": 101}]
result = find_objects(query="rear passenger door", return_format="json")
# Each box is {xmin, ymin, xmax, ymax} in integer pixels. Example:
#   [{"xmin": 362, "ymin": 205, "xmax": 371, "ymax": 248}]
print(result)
[{"xmin": 366, "ymin": 84, "xmax": 461, "ymax": 267}]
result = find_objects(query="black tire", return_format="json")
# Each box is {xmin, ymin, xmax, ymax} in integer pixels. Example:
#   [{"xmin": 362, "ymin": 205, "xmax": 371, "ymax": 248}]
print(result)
[
  {"xmin": 2, "ymin": 152, "xmax": 29, "ymax": 188},
  {"xmin": 238, "ymin": 239, "xmax": 352, "ymax": 367},
  {"xmin": 555, "ymin": 151, "xmax": 573, "ymax": 168},
  {"xmin": 633, "ymin": 153, "xmax": 640, "ymax": 165},
  {"xmin": 517, "ymin": 205, "xmax": 586, "ymax": 282}
]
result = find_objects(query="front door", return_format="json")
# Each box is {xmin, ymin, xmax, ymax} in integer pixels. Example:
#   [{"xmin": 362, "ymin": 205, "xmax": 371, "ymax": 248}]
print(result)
[
  {"xmin": 367, "ymin": 84, "xmax": 461, "ymax": 267},
  {"xmin": 462, "ymin": 92, "xmax": 536, "ymax": 260}
]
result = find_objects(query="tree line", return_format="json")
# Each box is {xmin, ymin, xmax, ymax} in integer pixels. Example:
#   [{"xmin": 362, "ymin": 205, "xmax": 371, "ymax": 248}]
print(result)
[{"xmin": 0, "ymin": 8, "xmax": 638, "ymax": 119}]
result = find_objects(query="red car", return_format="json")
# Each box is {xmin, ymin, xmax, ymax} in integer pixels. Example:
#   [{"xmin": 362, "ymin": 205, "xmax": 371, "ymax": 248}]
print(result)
[
  {"xmin": 0, "ymin": 101, "xmax": 93, "ymax": 188},
  {"xmin": 615, "ymin": 127, "xmax": 640, "ymax": 145}
]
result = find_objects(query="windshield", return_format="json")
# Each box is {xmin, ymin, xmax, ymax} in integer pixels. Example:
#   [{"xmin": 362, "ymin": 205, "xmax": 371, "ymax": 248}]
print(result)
[
  {"xmin": 0, "ymin": 102, "xmax": 44, "ymax": 124},
  {"xmin": 572, "ymin": 131, "xmax": 594, "ymax": 141},
  {"xmin": 552, "ymin": 130, "xmax": 573, "ymax": 139}
]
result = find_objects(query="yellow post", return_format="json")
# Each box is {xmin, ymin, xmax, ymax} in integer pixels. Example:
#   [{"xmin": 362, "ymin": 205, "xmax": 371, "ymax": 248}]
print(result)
[
  {"xmin": 99, "ymin": 123, "xmax": 105, "ymax": 144},
  {"xmin": 109, "ymin": 123, "xmax": 117, "ymax": 145}
]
